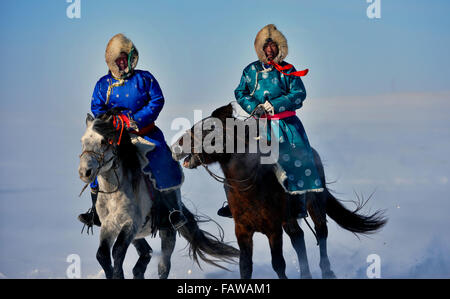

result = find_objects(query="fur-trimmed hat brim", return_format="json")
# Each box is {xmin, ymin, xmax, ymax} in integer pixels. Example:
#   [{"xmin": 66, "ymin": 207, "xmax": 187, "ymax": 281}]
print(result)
[
  {"xmin": 254, "ymin": 24, "xmax": 288, "ymax": 64},
  {"xmin": 105, "ymin": 33, "xmax": 139, "ymax": 79}
]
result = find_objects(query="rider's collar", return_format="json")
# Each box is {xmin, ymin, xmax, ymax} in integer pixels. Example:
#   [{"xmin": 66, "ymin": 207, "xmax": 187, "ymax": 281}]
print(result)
[
  {"xmin": 109, "ymin": 70, "xmax": 134, "ymax": 81},
  {"xmin": 261, "ymin": 62, "xmax": 273, "ymax": 71}
]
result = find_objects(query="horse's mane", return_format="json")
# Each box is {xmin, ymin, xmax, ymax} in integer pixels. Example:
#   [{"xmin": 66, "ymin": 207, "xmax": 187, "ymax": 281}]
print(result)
[
  {"xmin": 93, "ymin": 110, "xmax": 141, "ymax": 191},
  {"xmin": 211, "ymin": 103, "xmax": 256, "ymax": 151},
  {"xmin": 211, "ymin": 103, "xmax": 234, "ymax": 121}
]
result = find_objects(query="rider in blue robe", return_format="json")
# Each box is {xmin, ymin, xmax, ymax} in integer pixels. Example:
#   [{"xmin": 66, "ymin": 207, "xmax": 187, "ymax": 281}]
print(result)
[{"xmin": 78, "ymin": 34, "xmax": 186, "ymax": 230}]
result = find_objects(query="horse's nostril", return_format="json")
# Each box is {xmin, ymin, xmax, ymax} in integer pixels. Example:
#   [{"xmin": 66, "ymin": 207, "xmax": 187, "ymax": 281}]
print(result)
[{"xmin": 85, "ymin": 169, "xmax": 92, "ymax": 177}]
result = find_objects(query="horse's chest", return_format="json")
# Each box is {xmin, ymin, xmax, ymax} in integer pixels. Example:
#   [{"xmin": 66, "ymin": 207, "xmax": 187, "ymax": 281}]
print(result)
[
  {"xmin": 227, "ymin": 189, "xmax": 283, "ymax": 232},
  {"xmin": 97, "ymin": 195, "xmax": 135, "ymax": 223}
]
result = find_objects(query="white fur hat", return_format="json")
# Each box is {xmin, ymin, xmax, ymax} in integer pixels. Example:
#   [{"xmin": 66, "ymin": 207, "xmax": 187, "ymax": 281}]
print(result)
[
  {"xmin": 105, "ymin": 33, "xmax": 139, "ymax": 78},
  {"xmin": 254, "ymin": 24, "xmax": 288, "ymax": 64}
]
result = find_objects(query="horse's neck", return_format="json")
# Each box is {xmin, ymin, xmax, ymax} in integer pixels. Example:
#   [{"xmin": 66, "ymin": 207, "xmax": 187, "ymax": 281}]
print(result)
[
  {"xmin": 220, "ymin": 153, "xmax": 259, "ymax": 180},
  {"xmin": 97, "ymin": 163, "xmax": 129, "ymax": 194}
]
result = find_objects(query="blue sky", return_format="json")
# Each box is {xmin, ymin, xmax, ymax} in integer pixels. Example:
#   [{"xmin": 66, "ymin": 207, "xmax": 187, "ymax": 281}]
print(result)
[{"xmin": 0, "ymin": 0, "xmax": 449, "ymax": 278}]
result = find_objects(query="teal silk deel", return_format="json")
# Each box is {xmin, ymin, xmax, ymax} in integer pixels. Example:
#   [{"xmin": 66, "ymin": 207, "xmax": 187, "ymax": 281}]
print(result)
[{"xmin": 235, "ymin": 61, "xmax": 323, "ymax": 194}]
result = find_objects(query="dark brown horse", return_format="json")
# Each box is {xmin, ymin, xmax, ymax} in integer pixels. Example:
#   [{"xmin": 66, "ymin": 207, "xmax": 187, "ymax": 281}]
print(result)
[{"xmin": 171, "ymin": 104, "xmax": 387, "ymax": 279}]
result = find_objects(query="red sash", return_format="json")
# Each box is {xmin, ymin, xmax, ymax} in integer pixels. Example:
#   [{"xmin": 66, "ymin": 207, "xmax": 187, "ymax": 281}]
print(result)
[
  {"xmin": 260, "ymin": 111, "xmax": 295, "ymax": 120},
  {"xmin": 130, "ymin": 122, "xmax": 155, "ymax": 136}
]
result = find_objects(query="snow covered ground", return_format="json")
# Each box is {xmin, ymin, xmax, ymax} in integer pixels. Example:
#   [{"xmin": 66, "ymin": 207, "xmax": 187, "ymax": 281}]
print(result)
[{"xmin": 1, "ymin": 91, "xmax": 449, "ymax": 279}]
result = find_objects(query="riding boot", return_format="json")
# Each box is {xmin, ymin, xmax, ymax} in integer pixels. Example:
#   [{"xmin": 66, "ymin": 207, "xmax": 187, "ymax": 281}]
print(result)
[
  {"xmin": 217, "ymin": 203, "xmax": 233, "ymax": 218},
  {"xmin": 78, "ymin": 189, "xmax": 102, "ymax": 227},
  {"xmin": 290, "ymin": 193, "xmax": 307, "ymax": 219},
  {"xmin": 156, "ymin": 188, "xmax": 188, "ymax": 230}
]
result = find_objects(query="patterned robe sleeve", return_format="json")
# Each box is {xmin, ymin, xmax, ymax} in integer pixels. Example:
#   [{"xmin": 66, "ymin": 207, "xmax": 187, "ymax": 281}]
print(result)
[
  {"xmin": 132, "ymin": 72, "xmax": 165, "ymax": 128},
  {"xmin": 234, "ymin": 70, "xmax": 260, "ymax": 114},
  {"xmin": 90, "ymin": 80, "xmax": 108, "ymax": 117},
  {"xmin": 269, "ymin": 67, "xmax": 307, "ymax": 113}
]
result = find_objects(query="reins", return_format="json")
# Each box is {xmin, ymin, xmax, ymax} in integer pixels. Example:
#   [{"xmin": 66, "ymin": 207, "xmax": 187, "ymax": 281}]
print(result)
[
  {"xmin": 188, "ymin": 115, "xmax": 260, "ymax": 192},
  {"xmin": 187, "ymin": 106, "xmax": 279, "ymax": 192},
  {"xmin": 78, "ymin": 147, "xmax": 120, "ymax": 197},
  {"xmin": 79, "ymin": 115, "xmax": 130, "ymax": 197},
  {"xmin": 197, "ymin": 154, "xmax": 257, "ymax": 192}
]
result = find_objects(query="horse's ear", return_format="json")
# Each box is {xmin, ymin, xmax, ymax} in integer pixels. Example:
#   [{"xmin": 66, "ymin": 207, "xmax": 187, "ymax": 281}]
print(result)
[{"xmin": 86, "ymin": 113, "xmax": 94, "ymax": 126}]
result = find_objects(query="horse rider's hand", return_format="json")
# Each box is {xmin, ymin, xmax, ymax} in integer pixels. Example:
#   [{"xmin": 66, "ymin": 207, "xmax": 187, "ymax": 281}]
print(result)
[
  {"xmin": 127, "ymin": 121, "xmax": 139, "ymax": 132},
  {"xmin": 262, "ymin": 101, "xmax": 275, "ymax": 116},
  {"xmin": 252, "ymin": 105, "xmax": 267, "ymax": 118},
  {"xmin": 121, "ymin": 113, "xmax": 139, "ymax": 132}
]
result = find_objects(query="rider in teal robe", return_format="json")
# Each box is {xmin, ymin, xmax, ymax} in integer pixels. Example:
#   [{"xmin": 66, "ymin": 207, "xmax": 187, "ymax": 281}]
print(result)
[{"xmin": 218, "ymin": 24, "xmax": 323, "ymax": 218}]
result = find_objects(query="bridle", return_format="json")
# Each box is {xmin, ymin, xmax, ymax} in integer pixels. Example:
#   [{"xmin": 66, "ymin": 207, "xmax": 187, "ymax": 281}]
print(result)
[
  {"xmin": 185, "ymin": 115, "xmax": 261, "ymax": 192},
  {"xmin": 196, "ymin": 153, "xmax": 257, "ymax": 192},
  {"xmin": 78, "ymin": 146, "xmax": 120, "ymax": 197}
]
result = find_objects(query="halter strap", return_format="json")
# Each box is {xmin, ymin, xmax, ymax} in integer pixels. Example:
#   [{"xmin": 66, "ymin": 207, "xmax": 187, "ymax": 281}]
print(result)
[{"xmin": 78, "ymin": 148, "xmax": 118, "ymax": 197}]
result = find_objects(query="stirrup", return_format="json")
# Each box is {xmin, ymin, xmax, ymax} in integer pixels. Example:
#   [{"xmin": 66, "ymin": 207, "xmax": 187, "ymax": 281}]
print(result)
[
  {"xmin": 168, "ymin": 209, "xmax": 188, "ymax": 230},
  {"xmin": 217, "ymin": 201, "xmax": 233, "ymax": 218},
  {"xmin": 79, "ymin": 208, "xmax": 95, "ymax": 235}
]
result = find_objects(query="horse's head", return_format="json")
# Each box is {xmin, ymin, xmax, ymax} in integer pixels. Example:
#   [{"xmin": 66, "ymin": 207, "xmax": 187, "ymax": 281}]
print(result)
[
  {"xmin": 171, "ymin": 104, "xmax": 234, "ymax": 169},
  {"xmin": 78, "ymin": 113, "xmax": 123, "ymax": 183}
]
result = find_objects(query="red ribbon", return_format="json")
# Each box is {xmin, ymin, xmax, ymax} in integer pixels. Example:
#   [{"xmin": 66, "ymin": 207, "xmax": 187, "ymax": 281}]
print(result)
[
  {"xmin": 111, "ymin": 114, "xmax": 130, "ymax": 146},
  {"xmin": 117, "ymin": 114, "xmax": 130, "ymax": 128},
  {"xmin": 267, "ymin": 61, "xmax": 309, "ymax": 77},
  {"xmin": 260, "ymin": 111, "xmax": 296, "ymax": 120}
]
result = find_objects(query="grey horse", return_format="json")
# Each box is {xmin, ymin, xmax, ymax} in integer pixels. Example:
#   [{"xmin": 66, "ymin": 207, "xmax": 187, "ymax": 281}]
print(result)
[{"xmin": 78, "ymin": 113, "xmax": 239, "ymax": 279}]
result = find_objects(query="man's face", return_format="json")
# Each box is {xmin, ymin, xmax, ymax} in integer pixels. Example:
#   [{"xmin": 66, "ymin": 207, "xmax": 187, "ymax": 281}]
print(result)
[
  {"xmin": 263, "ymin": 41, "xmax": 279, "ymax": 62},
  {"xmin": 115, "ymin": 52, "xmax": 128, "ymax": 71}
]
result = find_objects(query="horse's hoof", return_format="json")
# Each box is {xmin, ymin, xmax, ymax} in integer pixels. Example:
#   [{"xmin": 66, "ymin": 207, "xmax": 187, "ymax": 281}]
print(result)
[
  {"xmin": 322, "ymin": 270, "xmax": 337, "ymax": 279},
  {"xmin": 104, "ymin": 270, "xmax": 113, "ymax": 279},
  {"xmin": 301, "ymin": 273, "xmax": 312, "ymax": 279},
  {"xmin": 133, "ymin": 267, "xmax": 146, "ymax": 279},
  {"xmin": 112, "ymin": 271, "xmax": 125, "ymax": 279}
]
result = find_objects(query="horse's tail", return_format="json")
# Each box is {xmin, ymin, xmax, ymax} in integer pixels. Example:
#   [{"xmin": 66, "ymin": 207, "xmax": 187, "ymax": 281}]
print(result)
[
  {"xmin": 178, "ymin": 204, "xmax": 239, "ymax": 270},
  {"xmin": 325, "ymin": 188, "xmax": 387, "ymax": 235}
]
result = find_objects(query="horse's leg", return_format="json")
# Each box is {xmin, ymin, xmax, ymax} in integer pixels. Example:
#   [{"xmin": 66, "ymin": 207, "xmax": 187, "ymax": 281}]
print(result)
[
  {"xmin": 158, "ymin": 228, "xmax": 176, "ymax": 279},
  {"xmin": 235, "ymin": 225, "xmax": 254, "ymax": 279},
  {"xmin": 96, "ymin": 228, "xmax": 115, "ymax": 279},
  {"xmin": 308, "ymin": 194, "xmax": 336, "ymax": 279},
  {"xmin": 111, "ymin": 224, "xmax": 136, "ymax": 279},
  {"xmin": 132, "ymin": 238, "xmax": 152, "ymax": 279},
  {"xmin": 267, "ymin": 230, "xmax": 288, "ymax": 279},
  {"xmin": 316, "ymin": 226, "xmax": 336, "ymax": 279},
  {"xmin": 283, "ymin": 219, "xmax": 312, "ymax": 278}
]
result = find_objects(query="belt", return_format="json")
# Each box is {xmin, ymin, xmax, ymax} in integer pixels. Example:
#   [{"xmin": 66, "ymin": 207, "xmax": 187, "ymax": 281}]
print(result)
[
  {"xmin": 131, "ymin": 122, "xmax": 156, "ymax": 136},
  {"xmin": 260, "ymin": 111, "xmax": 295, "ymax": 120}
]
